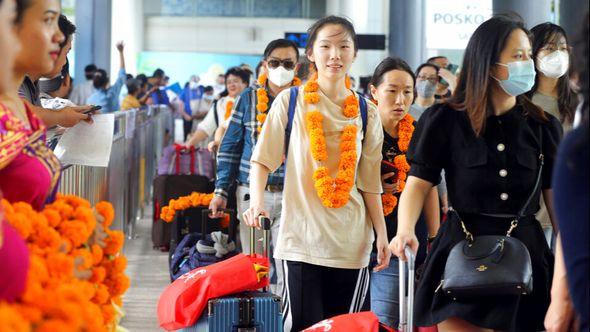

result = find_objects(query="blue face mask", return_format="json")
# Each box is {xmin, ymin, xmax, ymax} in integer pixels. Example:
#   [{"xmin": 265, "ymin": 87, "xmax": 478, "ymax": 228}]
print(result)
[{"xmin": 493, "ymin": 59, "xmax": 536, "ymax": 96}]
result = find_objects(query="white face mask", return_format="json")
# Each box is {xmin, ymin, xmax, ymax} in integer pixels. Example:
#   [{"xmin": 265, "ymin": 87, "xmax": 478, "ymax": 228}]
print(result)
[
  {"xmin": 189, "ymin": 81, "xmax": 199, "ymax": 89},
  {"xmin": 537, "ymin": 50, "xmax": 569, "ymax": 79},
  {"xmin": 267, "ymin": 66, "xmax": 295, "ymax": 87}
]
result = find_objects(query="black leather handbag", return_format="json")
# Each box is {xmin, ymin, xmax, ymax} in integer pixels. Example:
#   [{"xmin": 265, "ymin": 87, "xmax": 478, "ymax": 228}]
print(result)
[{"xmin": 442, "ymin": 132, "xmax": 544, "ymax": 299}]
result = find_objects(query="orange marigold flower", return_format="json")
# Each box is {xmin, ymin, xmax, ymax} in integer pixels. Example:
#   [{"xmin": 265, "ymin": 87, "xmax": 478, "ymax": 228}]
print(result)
[
  {"xmin": 257, "ymin": 73, "xmax": 268, "ymax": 86},
  {"xmin": 73, "ymin": 248, "xmax": 94, "ymax": 270},
  {"xmin": 304, "ymin": 81, "xmax": 319, "ymax": 92},
  {"xmin": 58, "ymin": 220, "xmax": 90, "ymax": 248},
  {"xmin": 91, "ymin": 266, "xmax": 107, "ymax": 283},
  {"xmin": 28, "ymin": 254, "xmax": 49, "ymax": 283},
  {"xmin": 95, "ymin": 201, "xmax": 115, "ymax": 227},
  {"xmin": 91, "ymin": 245, "xmax": 104, "ymax": 266},
  {"xmin": 101, "ymin": 303, "xmax": 116, "ymax": 325},
  {"xmin": 103, "ymin": 230, "xmax": 124, "ymax": 256},
  {"xmin": 224, "ymin": 101, "xmax": 234, "ymax": 120},
  {"xmin": 256, "ymin": 103, "xmax": 267, "ymax": 112},
  {"xmin": 382, "ymin": 193, "xmax": 398, "ymax": 216},
  {"xmin": 107, "ymin": 273, "xmax": 130, "ymax": 297},
  {"xmin": 4, "ymin": 209, "xmax": 33, "ymax": 239},
  {"xmin": 46, "ymin": 252, "xmax": 74, "ymax": 280},
  {"xmin": 393, "ymin": 155, "xmax": 410, "ymax": 173},
  {"xmin": 312, "ymin": 167, "xmax": 330, "ymax": 181},
  {"xmin": 112, "ymin": 256, "xmax": 128, "ymax": 273},
  {"xmin": 42, "ymin": 209, "xmax": 62, "ymax": 228},
  {"xmin": 256, "ymin": 113, "xmax": 267, "ymax": 123},
  {"xmin": 13, "ymin": 303, "xmax": 43, "ymax": 324},
  {"xmin": 304, "ymin": 92, "xmax": 320, "ymax": 104},
  {"xmin": 339, "ymin": 140, "xmax": 356, "ymax": 152},
  {"xmin": 397, "ymin": 171, "xmax": 408, "ymax": 182},
  {"xmin": 36, "ymin": 319, "xmax": 77, "ymax": 332},
  {"xmin": 92, "ymin": 284, "xmax": 110, "ymax": 305},
  {"xmin": 258, "ymin": 94, "xmax": 269, "ymax": 104},
  {"xmin": 292, "ymin": 77, "xmax": 302, "ymax": 86},
  {"xmin": 0, "ymin": 302, "xmax": 31, "ymax": 332},
  {"xmin": 398, "ymin": 180, "xmax": 406, "ymax": 191},
  {"xmin": 31, "ymin": 226, "xmax": 62, "ymax": 254},
  {"xmin": 345, "ymin": 75, "xmax": 352, "ymax": 89},
  {"xmin": 343, "ymin": 105, "xmax": 358, "ymax": 118}
]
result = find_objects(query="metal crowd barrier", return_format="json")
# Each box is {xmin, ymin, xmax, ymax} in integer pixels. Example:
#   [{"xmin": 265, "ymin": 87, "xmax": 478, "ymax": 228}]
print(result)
[{"xmin": 59, "ymin": 105, "xmax": 174, "ymax": 238}]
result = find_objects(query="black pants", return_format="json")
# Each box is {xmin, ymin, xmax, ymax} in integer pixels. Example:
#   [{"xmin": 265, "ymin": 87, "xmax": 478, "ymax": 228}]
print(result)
[
  {"xmin": 183, "ymin": 119, "xmax": 193, "ymax": 141},
  {"xmin": 282, "ymin": 260, "xmax": 369, "ymax": 332}
]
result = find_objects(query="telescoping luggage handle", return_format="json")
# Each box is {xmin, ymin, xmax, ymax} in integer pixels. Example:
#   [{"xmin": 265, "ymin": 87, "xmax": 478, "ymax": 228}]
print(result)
[
  {"xmin": 399, "ymin": 246, "xmax": 416, "ymax": 332},
  {"xmin": 250, "ymin": 216, "xmax": 272, "ymax": 292},
  {"xmin": 200, "ymin": 208, "xmax": 237, "ymax": 242}
]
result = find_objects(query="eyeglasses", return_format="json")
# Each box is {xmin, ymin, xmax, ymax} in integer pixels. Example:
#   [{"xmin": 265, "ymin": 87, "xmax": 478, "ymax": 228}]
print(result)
[
  {"xmin": 540, "ymin": 43, "xmax": 571, "ymax": 53},
  {"xmin": 267, "ymin": 59, "xmax": 296, "ymax": 70},
  {"xmin": 417, "ymin": 75, "xmax": 438, "ymax": 83}
]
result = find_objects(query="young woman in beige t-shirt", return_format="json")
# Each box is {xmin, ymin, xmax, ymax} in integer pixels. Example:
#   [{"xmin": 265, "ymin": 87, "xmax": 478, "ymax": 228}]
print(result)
[{"xmin": 243, "ymin": 16, "xmax": 391, "ymax": 331}]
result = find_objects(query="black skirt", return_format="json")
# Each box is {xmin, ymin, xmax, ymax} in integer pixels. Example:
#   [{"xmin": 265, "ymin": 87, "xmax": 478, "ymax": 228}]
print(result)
[{"xmin": 415, "ymin": 212, "xmax": 553, "ymax": 331}]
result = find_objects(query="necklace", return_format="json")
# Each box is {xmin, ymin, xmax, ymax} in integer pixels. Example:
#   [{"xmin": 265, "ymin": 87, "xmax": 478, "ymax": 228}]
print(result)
[
  {"xmin": 382, "ymin": 113, "xmax": 415, "ymax": 216},
  {"xmin": 303, "ymin": 74, "xmax": 359, "ymax": 208},
  {"xmin": 255, "ymin": 73, "xmax": 301, "ymax": 133}
]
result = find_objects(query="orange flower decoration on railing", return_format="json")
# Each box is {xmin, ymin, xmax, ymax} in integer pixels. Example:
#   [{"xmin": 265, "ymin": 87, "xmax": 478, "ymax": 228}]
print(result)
[{"xmin": 0, "ymin": 195, "xmax": 129, "ymax": 331}]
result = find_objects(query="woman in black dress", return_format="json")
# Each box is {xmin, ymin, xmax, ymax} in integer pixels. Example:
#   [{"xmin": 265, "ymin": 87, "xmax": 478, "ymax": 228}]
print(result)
[{"xmin": 389, "ymin": 16, "xmax": 562, "ymax": 331}]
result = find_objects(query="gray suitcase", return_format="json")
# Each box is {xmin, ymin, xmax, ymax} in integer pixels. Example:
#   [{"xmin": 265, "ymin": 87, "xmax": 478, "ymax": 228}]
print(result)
[
  {"xmin": 399, "ymin": 247, "xmax": 416, "ymax": 332},
  {"xmin": 181, "ymin": 216, "xmax": 283, "ymax": 332}
]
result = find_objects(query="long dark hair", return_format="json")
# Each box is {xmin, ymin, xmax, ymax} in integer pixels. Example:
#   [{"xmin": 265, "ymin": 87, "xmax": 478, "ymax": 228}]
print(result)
[
  {"xmin": 449, "ymin": 15, "xmax": 547, "ymax": 136},
  {"xmin": 528, "ymin": 22, "xmax": 576, "ymax": 124}
]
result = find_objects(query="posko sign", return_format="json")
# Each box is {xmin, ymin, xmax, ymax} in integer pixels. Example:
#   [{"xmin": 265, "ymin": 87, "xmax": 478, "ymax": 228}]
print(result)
[{"xmin": 425, "ymin": 0, "xmax": 492, "ymax": 49}]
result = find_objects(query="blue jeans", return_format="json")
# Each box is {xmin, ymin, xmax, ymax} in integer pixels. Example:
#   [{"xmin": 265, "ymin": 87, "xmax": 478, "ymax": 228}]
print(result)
[{"xmin": 370, "ymin": 256, "xmax": 400, "ymax": 329}]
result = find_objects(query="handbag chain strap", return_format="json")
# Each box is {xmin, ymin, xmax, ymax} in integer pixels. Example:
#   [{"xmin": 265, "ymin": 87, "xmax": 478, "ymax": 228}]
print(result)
[{"xmin": 459, "ymin": 125, "xmax": 545, "ymax": 242}]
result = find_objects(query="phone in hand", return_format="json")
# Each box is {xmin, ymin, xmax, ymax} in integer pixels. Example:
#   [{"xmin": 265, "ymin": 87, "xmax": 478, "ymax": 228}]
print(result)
[
  {"xmin": 439, "ymin": 63, "xmax": 458, "ymax": 86},
  {"xmin": 84, "ymin": 105, "xmax": 102, "ymax": 114},
  {"xmin": 447, "ymin": 63, "xmax": 459, "ymax": 74},
  {"xmin": 381, "ymin": 160, "xmax": 397, "ymax": 184}
]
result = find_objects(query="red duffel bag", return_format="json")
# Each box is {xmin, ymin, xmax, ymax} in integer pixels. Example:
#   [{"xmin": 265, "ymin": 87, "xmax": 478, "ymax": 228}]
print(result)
[
  {"xmin": 157, "ymin": 253, "xmax": 269, "ymax": 330},
  {"xmin": 302, "ymin": 312, "xmax": 390, "ymax": 332}
]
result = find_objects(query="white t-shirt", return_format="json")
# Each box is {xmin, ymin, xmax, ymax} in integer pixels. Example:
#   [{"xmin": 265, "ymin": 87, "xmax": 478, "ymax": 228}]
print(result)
[
  {"xmin": 252, "ymin": 86, "xmax": 383, "ymax": 269},
  {"xmin": 197, "ymin": 96, "xmax": 235, "ymax": 137}
]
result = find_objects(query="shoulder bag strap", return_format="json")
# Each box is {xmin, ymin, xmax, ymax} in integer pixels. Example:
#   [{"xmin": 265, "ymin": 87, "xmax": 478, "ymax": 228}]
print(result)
[
  {"xmin": 358, "ymin": 95, "xmax": 368, "ymax": 140},
  {"xmin": 284, "ymin": 86, "xmax": 299, "ymax": 158},
  {"xmin": 458, "ymin": 125, "xmax": 545, "ymax": 240},
  {"xmin": 507, "ymin": 124, "xmax": 545, "ymax": 236},
  {"xmin": 213, "ymin": 100, "xmax": 219, "ymax": 127}
]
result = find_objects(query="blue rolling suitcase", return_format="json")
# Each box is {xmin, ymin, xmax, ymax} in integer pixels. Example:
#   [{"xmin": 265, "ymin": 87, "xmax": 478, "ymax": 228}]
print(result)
[{"xmin": 181, "ymin": 217, "xmax": 283, "ymax": 332}]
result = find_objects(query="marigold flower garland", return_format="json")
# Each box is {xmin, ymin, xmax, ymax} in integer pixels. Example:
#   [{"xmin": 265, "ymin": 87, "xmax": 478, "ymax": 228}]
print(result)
[
  {"xmin": 224, "ymin": 100, "xmax": 234, "ymax": 120},
  {"xmin": 381, "ymin": 113, "xmax": 415, "ymax": 216},
  {"xmin": 304, "ymin": 74, "xmax": 359, "ymax": 208},
  {"xmin": 160, "ymin": 192, "xmax": 230, "ymax": 228},
  {"xmin": 255, "ymin": 73, "xmax": 301, "ymax": 133},
  {"xmin": 0, "ymin": 195, "xmax": 129, "ymax": 332}
]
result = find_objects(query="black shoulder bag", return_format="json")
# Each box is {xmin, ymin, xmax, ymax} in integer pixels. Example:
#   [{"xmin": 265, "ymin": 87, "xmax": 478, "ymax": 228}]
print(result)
[{"xmin": 441, "ymin": 129, "xmax": 544, "ymax": 299}]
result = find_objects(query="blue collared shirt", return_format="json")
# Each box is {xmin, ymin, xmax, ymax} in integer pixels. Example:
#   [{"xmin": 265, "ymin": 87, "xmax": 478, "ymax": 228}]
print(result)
[
  {"xmin": 214, "ymin": 85, "xmax": 285, "ymax": 198},
  {"xmin": 87, "ymin": 68, "xmax": 126, "ymax": 113}
]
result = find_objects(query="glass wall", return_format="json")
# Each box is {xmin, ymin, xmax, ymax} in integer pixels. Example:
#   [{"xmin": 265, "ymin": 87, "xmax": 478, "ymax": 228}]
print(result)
[
  {"xmin": 144, "ymin": 0, "xmax": 326, "ymax": 19},
  {"xmin": 423, "ymin": 0, "xmax": 492, "ymax": 69}
]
